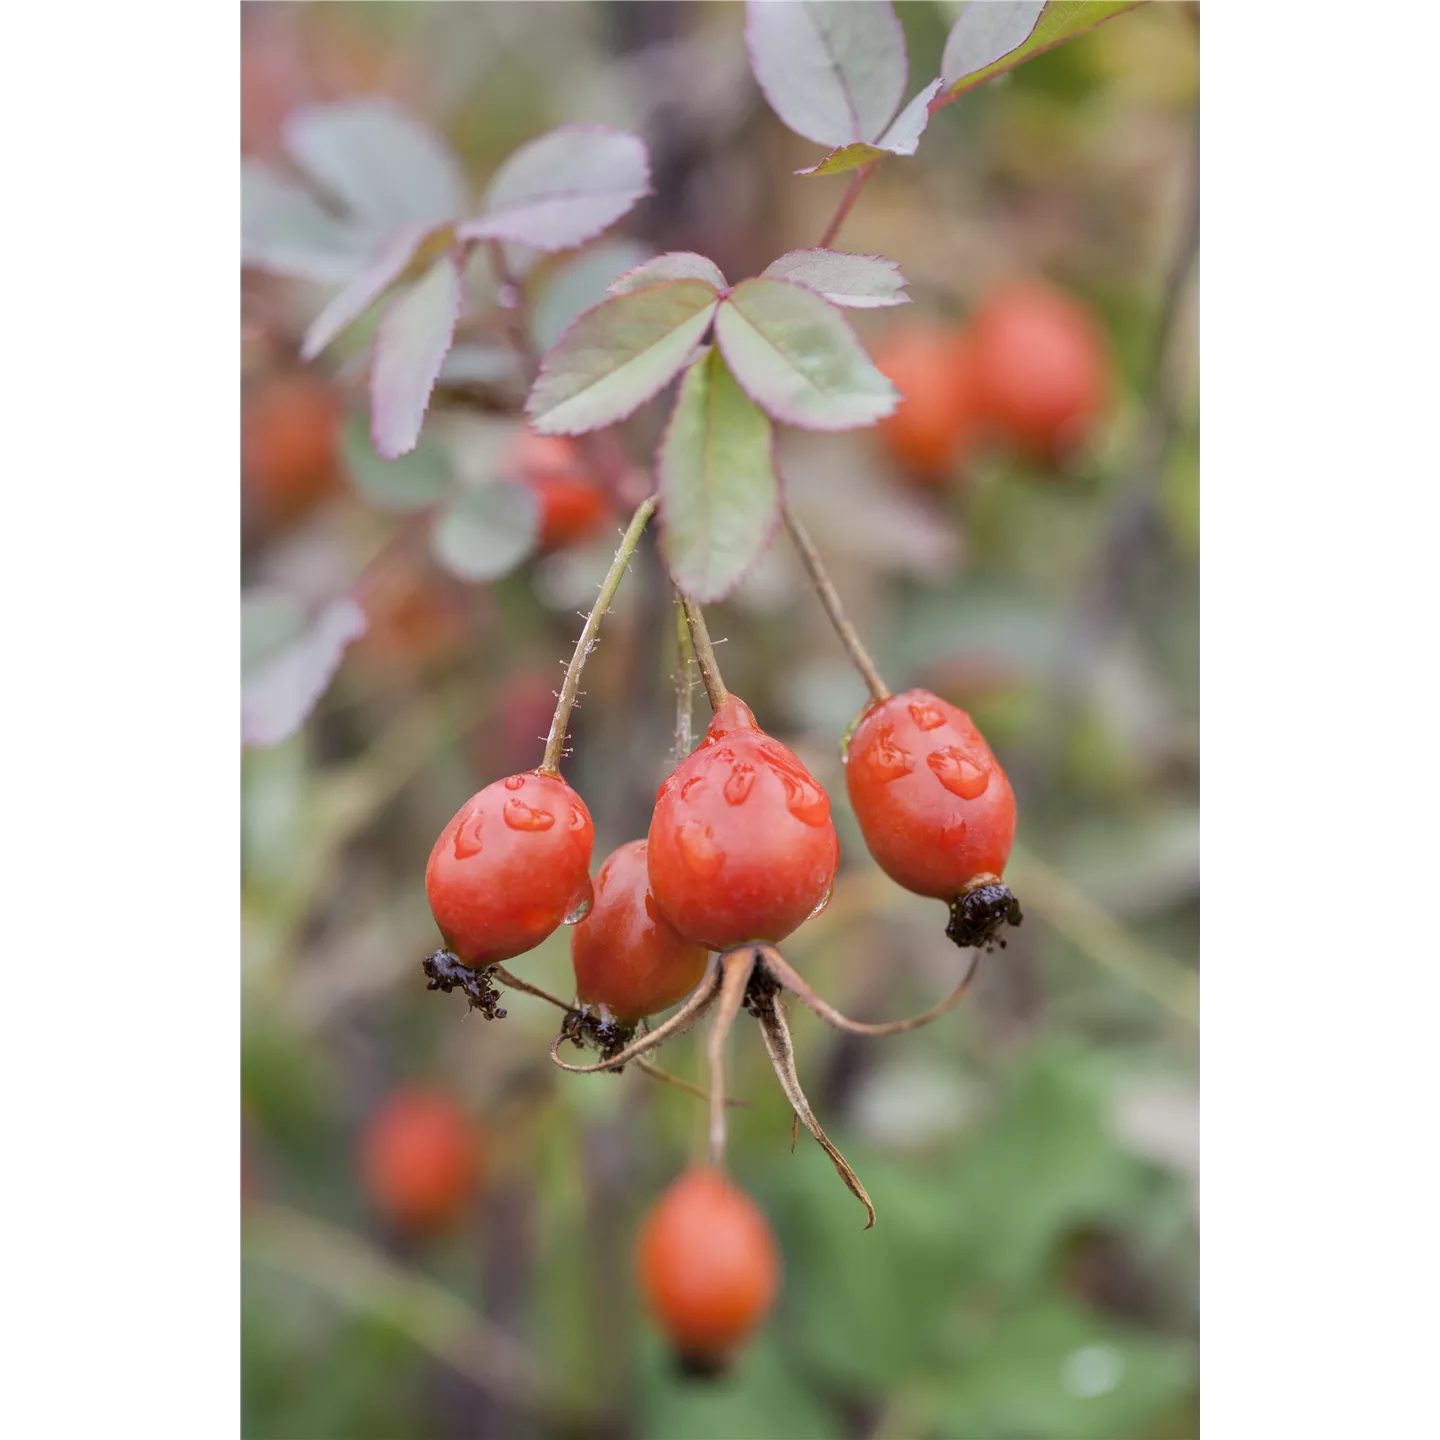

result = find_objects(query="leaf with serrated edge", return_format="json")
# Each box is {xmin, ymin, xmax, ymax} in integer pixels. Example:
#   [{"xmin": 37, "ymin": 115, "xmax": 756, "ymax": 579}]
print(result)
[
  {"xmin": 658, "ymin": 348, "xmax": 778, "ymax": 602},
  {"xmin": 431, "ymin": 484, "xmax": 541, "ymax": 582},
  {"xmin": 796, "ymin": 78, "xmax": 944, "ymax": 175},
  {"xmin": 609, "ymin": 252, "xmax": 727, "ymax": 297},
  {"xmin": 242, "ymin": 160, "xmax": 368, "ymax": 282},
  {"xmin": 762, "ymin": 250, "xmax": 908, "ymax": 310},
  {"xmin": 525, "ymin": 280, "xmax": 719, "ymax": 436},
  {"xmin": 370, "ymin": 253, "xmax": 462, "ymax": 460},
  {"xmin": 745, "ymin": 0, "xmax": 907, "ymax": 148},
  {"xmin": 532, "ymin": 239, "xmax": 654, "ymax": 352},
  {"xmin": 283, "ymin": 99, "xmax": 468, "ymax": 232},
  {"xmin": 341, "ymin": 413, "xmax": 454, "ymax": 512},
  {"xmin": 301, "ymin": 223, "xmax": 432, "ymax": 362},
  {"xmin": 941, "ymin": 1, "xmax": 1143, "ymax": 100},
  {"xmin": 714, "ymin": 277, "xmax": 898, "ymax": 430},
  {"xmin": 942, "ymin": 1, "xmax": 1045, "ymax": 86},
  {"xmin": 242, "ymin": 596, "xmax": 368, "ymax": 748},
  {"xmin": 459, "ymin": 126, "xmax": 651, "ymax": 252}
]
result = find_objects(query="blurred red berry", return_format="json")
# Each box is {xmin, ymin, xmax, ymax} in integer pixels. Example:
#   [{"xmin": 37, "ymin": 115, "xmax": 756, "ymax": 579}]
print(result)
[
  {"xmin": 503, "ymin": 430, "xmax": 610, "ymax": 551},
  {"xmin": 242, "ymin": 371, "xmax": 343, "ymax": 529},
  {"xmin": 873, "ymin": 324, "xmax": 983, "ymax": 482},
  {"xmin": 359, "ymin": 1086, "xmax": 483, "ymax": 1233}
]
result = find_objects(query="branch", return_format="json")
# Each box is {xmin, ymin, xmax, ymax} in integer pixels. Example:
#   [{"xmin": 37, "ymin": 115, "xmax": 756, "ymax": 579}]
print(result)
[{"xmin": 678, "ymin": 594, "xmax": 730, "ymax": 710}]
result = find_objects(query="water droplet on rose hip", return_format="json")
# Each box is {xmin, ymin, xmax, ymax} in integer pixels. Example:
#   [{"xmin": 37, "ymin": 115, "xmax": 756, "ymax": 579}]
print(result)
[
  {"xmin": 907, "ymin": 700, "xmax": 946, "ymax": 731},
  {"xmin": 723, "ymin": 763, "xmax": 756, "ymax": 806},
  {"xmin": 863, "ymin": 727, "xmax": 915, "ymax": 782},
  {"xmin": 452, "ymin": 812, "xmax": 484, "ymax": 859},
  {"xmin": 939, "ymin": 818, "xmax": 968, "ymax": 850},
  {"xmin": 808, "ymin": 881, "xmax": 834, "ymax": 919},
  {"xmin": 504, "ymin": 799, "xmax": 556, "ymax": 831},
  {"xmin": 675, "ymin": 820, "xmax": 724, "ymax": 877},
  {"xmin": 681, "ymin": 775, "xmax": 707, "ymax": 803},
  {"xmin": 927, "ymin": 747, "xmax": 989, "ymax": 799},
  {"xmin": 780, "ymin": 775, "xmax": 830, "ymax": 827},
  {"xmin": 503, "ymin": 775, "xmax": 526, "ymax": 791},
  {"xmin": 564, "ymin": 894, "xmax": 593, "ymax": 924},
  {"xmin": 568, "ymin": 807, "xmax": 587, "ymax": 831}
]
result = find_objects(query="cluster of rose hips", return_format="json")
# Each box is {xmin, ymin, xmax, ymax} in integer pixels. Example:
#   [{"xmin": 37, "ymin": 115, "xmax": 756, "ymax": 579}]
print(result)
[
  {"xmin": 419, "ymin": 563, "xmax": 1022, "ymax": 1366},
  {"xmin": 874, "ymin": 277, "xmax": 1111, "ymax": 483}
]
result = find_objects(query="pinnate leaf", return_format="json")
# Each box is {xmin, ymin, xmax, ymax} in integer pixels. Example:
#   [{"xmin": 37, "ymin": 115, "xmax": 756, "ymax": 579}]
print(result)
[
  {"xmin": 283, "ymin": 99, "xmax": 468, "ymax": 231},
  {"xmin": 242, "ymin": 595, "xmax": 368, "ymax": 748},
  {"xmin": 300, "ymin": 223, "xmax": 432, "ymax": 363},
  {"xmin": 532, "ymin": 239, "xmax": 654, "ymax": 351},
  {"xmin": 761, "ymin": 250, "xmax": 908, "ymax": 309},
  {"xmin": 714, "ymin": 277, "xmax": 898, "ymax": 431},
  {"xmin": 658, "ymin": 348, "xmax": 778, "ymax": 602},
  {"xmin": 370, "ymin": 253, "xmax": 462, "ymax": 460},
  {"xmin": 525, "ymin": 281, "xmax": 719, "ymax": 436},
  {"xmin": 431, "ymin": 483, "xmax": 541, "ymax": 582},
  {"xmin": 459, "ymin": 126, "xmax": 651, "ymax": 252},
  {"xmin": 609, "ymin": 252, "xmax": 727, "ymax": 297},
  {"xmin": 745, "ymin": 0, "xmax": 907, "ymax": 148},
  {"xmin": 341, "ymin": 414, "xmax": 454, "ymax": 512},
  {"xmin": 795, "ymin": 79, "xmax": 943, "ymax": 175}
]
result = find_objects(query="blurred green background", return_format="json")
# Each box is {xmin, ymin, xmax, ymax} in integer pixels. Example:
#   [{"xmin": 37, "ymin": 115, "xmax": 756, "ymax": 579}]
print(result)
[{"xmin": 241, "ymin": 3, "xmax": 1199, "ymax": 1437}]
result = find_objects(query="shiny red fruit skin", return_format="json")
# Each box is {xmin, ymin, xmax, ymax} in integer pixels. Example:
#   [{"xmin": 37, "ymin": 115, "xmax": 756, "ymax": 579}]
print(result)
[
  {"xmin": 844, "ymin": 689, "xmax": 1015, "ymax": 900},
  {"xmin": 504, "ymin": 430, "xmax": 609, "ymax": 550},
  {"xmin": 359, "ymin": 1086, "xmax": 482, "ymax": 1233},
  {"xmin": 426, "ymin": 771, "xmax": 594, "ymax": 967},
  {"xmin": 637, "ymin": 1167, "xmax": 780, "ymax": 1361},
  {"xmin": 970, "ymin": 281, "xmax": 1109, "ymax": 465},
  {"xmin": 647, "ymin": 698, "xmax": 839, "ymax": 950},
  {"xmin": 572, "ymin": 840, "xmax": 710, "ymax": 1022}
]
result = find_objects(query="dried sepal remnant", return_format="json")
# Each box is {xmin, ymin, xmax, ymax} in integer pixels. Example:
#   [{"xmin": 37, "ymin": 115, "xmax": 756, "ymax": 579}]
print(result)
[{"xmin": 422, "ymin": 950, "xmax": 509, "ymax": 1020}]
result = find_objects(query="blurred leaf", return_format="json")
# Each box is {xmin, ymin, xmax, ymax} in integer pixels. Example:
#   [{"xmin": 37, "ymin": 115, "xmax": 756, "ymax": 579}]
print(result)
[
  {"xmin": 370, "ymin": 253, "xmax": 463, "ymax": 459},
  {"xmin": 745, "ymin": 0, "xmax": 908, "ymax": 147},
  {"xmin": 714, "ymin": 278, "xmax": 898, "ymax": 430},
  {"xmin": 341, "ymin": 413, "xmax": 454, "ymax": 512},
  {"xmin": 460, "ymin": 125, "xmax": 651, "ymax": 251},
  {"xmin": 761, "ymin": 249, "xmax": 909, "ymax": 309},
  {"xmin": 300, "ymin": 223, "xmax": 432, "ymax": 362},
  {"xmin": 431, "ymin": 483, "xmax": 540, "ymax": 582},
  {"xmin": 940, "ymin": 0, "xmax": 1145, "ymax": 100},
  {"xmin": 938, "ymin": 1298, "xmax": 1194, "ymax": 1440},
  {"xmin": 241, "ymin": 160, "xmax": 367, "ymax": 282},
  {"xmin": 658, "ymin": 348, "xmax": 778, "ymax": 602},
  {"xmin": 437, "ymin": 341, "xmax": 522, "ymax": 385},
  {"xmin": 283, "ymin": 98, "xmax": 468, "ymax": 231},
  {"xmin": 525, "ymin": 281, "xmax": 719, "ymax": 435},
  {"xmin": 795, "ymin": 79, "xmax": 943, "ymax": 175},
  {"xmin": 242, "ymin": 594, "xmax": 367, "ymax": 748},
  {"xmin": 531, "ymin": 238, "xmax": 655, "ymax": 352},
  {"xmin": 609, "ymin": 251, "xmax": 728, "ymax": 297}
]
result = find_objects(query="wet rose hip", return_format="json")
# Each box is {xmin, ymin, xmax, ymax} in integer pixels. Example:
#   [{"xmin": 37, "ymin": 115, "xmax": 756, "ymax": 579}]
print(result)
[
  {"xmin": 647, "ymin": 698, "xmax": 839, "ymax": 950},
  {"xmin": 844, "ymin": 689, "xmax": 1020, "ymax": 948},
  {"xmin": 572, "ymin": 840, "xmax": 709, "ymax": 1022},
  {"xmin": 426, "ymin": 770, "xmax": 594, "ymax": 967},
  {"xmin": 359, "ymin": 1085, "xmax": 483, "ymax": 1234},
  {"xmin": 637, "ymin": 1167, "xmax": 780, "ymax": 1371}
]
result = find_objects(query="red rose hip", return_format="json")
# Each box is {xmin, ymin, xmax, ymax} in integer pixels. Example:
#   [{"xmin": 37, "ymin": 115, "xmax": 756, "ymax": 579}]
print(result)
[
  {"xmin": 358, "ymin": 1085, "xmax": 483, "ymax": 1234},
  {"xmin": 426, "ymin": 770, "xmax": 594, "ymax": 967},
  {"xmin": 844, "ymin": 689, "xmax": 1021, "ymax": 948},
  {"xmin": 647, "ymin": 698, "xmax": 839, "ymax": 951},
  {"xmin": 572, "ymin": 840, "xmax": 710, "ymax": 1022}
]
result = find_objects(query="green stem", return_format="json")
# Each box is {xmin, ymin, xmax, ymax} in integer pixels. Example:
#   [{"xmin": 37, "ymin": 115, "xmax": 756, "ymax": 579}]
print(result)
[
  {"xmin": 678, "ymin": 594, "xmax": 729, "ymax": 710},
  {"xmin": 539, "ymin": 497, "xmax": 658, "ymax": 774}
]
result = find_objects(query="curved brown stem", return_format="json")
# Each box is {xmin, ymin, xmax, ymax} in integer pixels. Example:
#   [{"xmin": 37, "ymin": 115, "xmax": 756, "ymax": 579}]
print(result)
[
  {"xmin": 547, "ymin": 963, "xmax": 722, "ymax": 1074},
  {"xmin": 758, "ymin": 945, "xmax": 983, "ymax": 1036},
  {"xmin": 636, "ymin": 1057, "xmax": 749, "ymax": 1108},
  {"xmin": 706, "ymin": 947, "xmax": 758, "ymax": 1166},
  {"xmin": 490, "ymin": 966, "xmax": 572, "ymax": 1012},
  {"xmin": 753, "ymin": 991, "xmax": 875, "ymax": 1229}
]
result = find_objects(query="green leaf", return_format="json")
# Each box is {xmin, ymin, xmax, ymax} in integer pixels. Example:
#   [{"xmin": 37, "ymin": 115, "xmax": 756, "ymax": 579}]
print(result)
[
  {"xmin": 431, "ymin": 483, "xmax": 540, "ymax": 582},
  {"xmin": 608, "ymin": 251, "xmax": 727, "ymax": 297},
  {"xmin": 340, "ymin": 413, "xmax": 453, "ymax": 512},
  {"xmin": 300, "ymin": 223, "xmax": 431, "ymax": 363},
  {"xmin": 525, "ymin": 280, "xmax": 719, "ymax": 436},
  {"xmin": 658, "ymin": 348, "xmax": 778, "ymax": 602},
  {"xmin": 941, "ymin": 0, "xmax": 1146, "ymax": 101},
  {"xmin": 761, "ymin": 249, "xmax": 908, "ymax": 309},
  {"xmin": 531, "ymin": 239, "xmax": 654, "ymax": 351},
  {"xmin": 713, "ymin": 277, "xmax": 897, "ymax": 430},
  {"xmin": 794, "ymin": 79, "xmax": 943, "ymax": 175}
]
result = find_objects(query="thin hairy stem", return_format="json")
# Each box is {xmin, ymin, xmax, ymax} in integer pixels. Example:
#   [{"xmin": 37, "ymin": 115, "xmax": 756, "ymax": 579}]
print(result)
[
  {"xmin": 817, "ymin": 161, "xmax": 880, "ymax": 249},
  {"xmin": 706, "ymin": 948, "xmax": 758, "ymax": 1166},
  {"xmin": 781, "ymin": 502, "xmax": 890, "ymax": 702},
  {"xmin": 760, "ymin": 944, "xmax": 981, "ymax": 1035},
  {"xmin": 679, "ymin": 594, "xmax": 729, "ymax": 710},
  {"xmin": 490, "ymin": 966, "xmax": 571, "ymax": 1012},
  {"xmin": 636, "ymin": 1057, "xmax": 749, "ymax": 1108},
  {"xmin": 539, "ymin": 496, "xmax": 658, "ymax": 774},
  {"xmin": 673, "ymin": 599, "xmax": 697, "ymax": 762},
  {"xmin": 753, "ymin": 994, "xmax": 876, "ymax": 1229},
  {"xmin": 548, "ymin": 963, "xmax": 722, "ymax": 1073}
]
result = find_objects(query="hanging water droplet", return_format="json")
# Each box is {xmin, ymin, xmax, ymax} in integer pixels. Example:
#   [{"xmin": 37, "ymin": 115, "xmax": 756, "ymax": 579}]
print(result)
[
  {"xmin": 928, "ymin": 747, "xmax": 989, "ymax": 799},
  {"xmin": 808, "ymin": 880, "xmax": 835, "ymax": 919},
  {"xmin": 564, "ymin": 894, "xmax": 593, "ymax": 924},
  {"xmin": 504, "ymin": 799, "xmax": 556, "ymax": 831}
]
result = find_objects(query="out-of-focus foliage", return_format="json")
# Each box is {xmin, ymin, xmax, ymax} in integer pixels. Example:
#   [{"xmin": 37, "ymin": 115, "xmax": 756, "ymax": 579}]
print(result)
[{"xmin": 242, "ymin": 3, "xmax": 1198, "ymax": 1437}]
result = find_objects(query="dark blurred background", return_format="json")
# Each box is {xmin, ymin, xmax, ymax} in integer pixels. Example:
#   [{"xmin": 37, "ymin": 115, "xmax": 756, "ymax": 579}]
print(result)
[{"xmin": 241, "ymin": 3, "xmax": 1199, "ymax": 1436}]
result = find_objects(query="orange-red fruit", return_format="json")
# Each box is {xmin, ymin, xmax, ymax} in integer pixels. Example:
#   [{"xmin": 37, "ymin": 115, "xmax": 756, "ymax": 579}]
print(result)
[
  {"xmin": 359, "ymin": 1086, "xmax": 482, "ymax": 1233},
  {"xmin": 572, "ymin": 840, "xmax": 710, "ymax": 1022},
  {"xmin": 503, "ymin": 430, "xmax": 609, "ymax": 551},
  {"xmin": 647, "ymin": 698, "xmax": 839, "ymax": 951},
  {"xmin": 844, "ymin": 688, "xmax": 1015, "ymax": 900},
  {"xmin": 969, "ymin": 281, "xmax": 1110, "ymax": 465},
  {"xmin": 873, "ymin": 324, "xmax": 982, "ymax": 481},
  {"xmin": 637, "ymin": 1168, "xmax": 780, "ymax": 1364},
  {"xmin": 242, "ymin": 371, "xmax": 343, "ymax": 527},
  {"xmin": 426, "ymin": 771, "xmax": 595, "ymax": 967}
]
